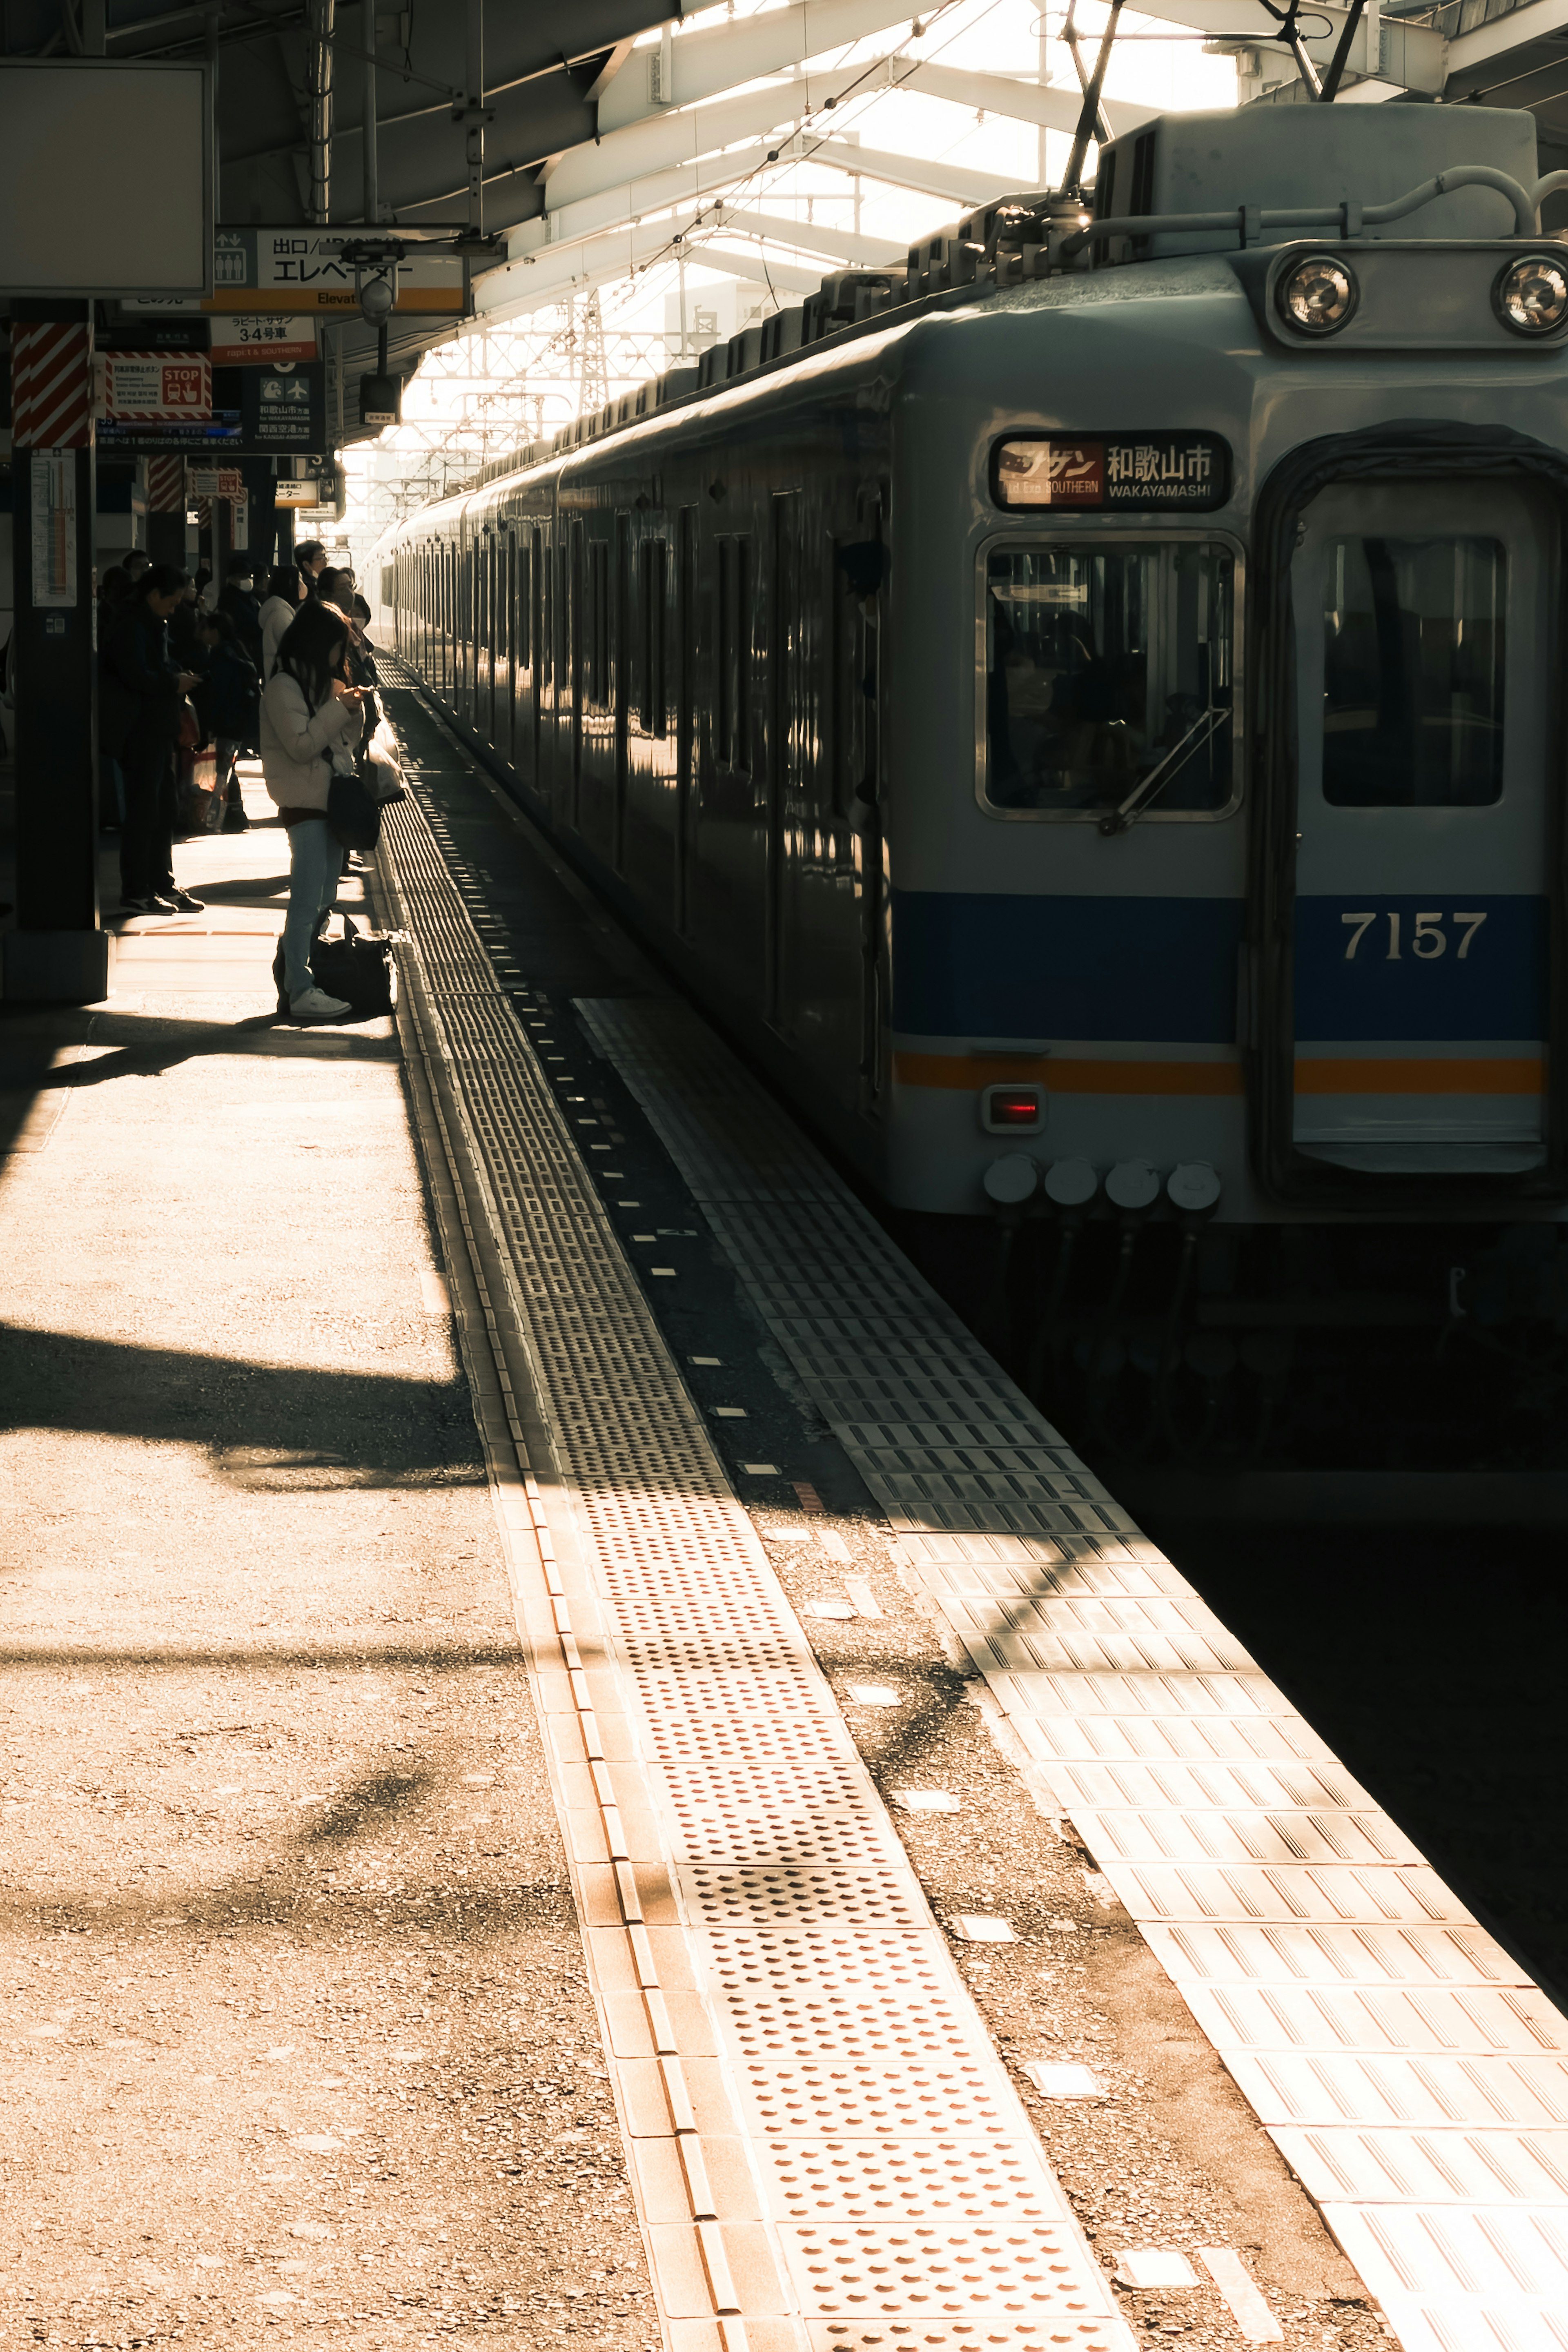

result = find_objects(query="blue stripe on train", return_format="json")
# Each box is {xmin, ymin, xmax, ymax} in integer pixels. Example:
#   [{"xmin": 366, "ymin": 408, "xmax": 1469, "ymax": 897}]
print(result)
[
  {"xmin": 891, "ymin": 891, "xmax": 1245, "ymax": 1044},
  {"xmin": 1294, "ymin": 896, "xmax": 1548, "ymax": 1042}
]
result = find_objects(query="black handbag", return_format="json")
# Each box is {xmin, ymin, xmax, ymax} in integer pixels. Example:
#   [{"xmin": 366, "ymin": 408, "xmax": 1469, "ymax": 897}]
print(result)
[
  {"xmin": 272, "ymin": 912, "xmax": 397, "ymax": 1018},
  {"xmin": 327, "ymin": 764, "xmax": 383, "ymax": 853}
]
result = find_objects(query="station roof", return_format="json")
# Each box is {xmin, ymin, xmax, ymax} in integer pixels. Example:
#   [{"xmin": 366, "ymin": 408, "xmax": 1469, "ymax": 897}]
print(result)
[{"xmin": 4, "ymin": 0, "xmax": 1567, "ymax": 445}]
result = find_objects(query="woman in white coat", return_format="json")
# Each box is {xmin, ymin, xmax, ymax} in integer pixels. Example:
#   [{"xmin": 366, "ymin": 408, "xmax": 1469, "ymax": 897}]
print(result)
[
  {"xmin": 258, "ymin": 563, "xmax": 307, "ymax": 681},
  {"xmin": 261, "ymin": 600, "xmax": 366, "ymax": 1023}
]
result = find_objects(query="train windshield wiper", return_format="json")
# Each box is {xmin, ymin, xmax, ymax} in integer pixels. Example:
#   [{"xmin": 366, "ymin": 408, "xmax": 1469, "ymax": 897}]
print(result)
[{"xmin": 1099, "ymin": 705, "xmax": 1227, "ymax": 836}]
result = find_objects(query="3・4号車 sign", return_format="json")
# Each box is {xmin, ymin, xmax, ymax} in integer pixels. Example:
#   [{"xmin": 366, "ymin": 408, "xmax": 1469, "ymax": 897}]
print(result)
[{"xmin": 993, "ymin": 432, "xmax": 1231, "ymax": 510}]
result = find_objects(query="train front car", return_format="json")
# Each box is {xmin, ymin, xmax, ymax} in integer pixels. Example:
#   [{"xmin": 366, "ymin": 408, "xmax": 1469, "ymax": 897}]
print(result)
[{"xmin": 894, "ymin": 102, "xmax": 1568, "ymax": 1463}]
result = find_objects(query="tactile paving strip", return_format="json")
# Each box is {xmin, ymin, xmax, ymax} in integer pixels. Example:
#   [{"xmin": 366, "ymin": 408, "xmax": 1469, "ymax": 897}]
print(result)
[
  {"xmin": 575, "ymin": 993, "xmax": 1568, "ymax": 2349},
  {"xmin": 371, "ymin": 754, "xmax": 1134, "ymax": 2352}
]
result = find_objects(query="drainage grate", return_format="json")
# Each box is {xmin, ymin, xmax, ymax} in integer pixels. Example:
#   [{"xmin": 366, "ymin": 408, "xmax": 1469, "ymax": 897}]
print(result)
[{"xmin": 371, "ymin": 760, "xmax": 1134, "ymax": 2352}]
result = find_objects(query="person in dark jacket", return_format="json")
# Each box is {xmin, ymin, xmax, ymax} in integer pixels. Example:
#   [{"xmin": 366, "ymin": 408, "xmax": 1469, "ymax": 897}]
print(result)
[
  {"xmin": 101, "ymin": 564, "xmax": 205, "ymax": 915},
  {"xmin": 194, "ymin": 609, "xmax": 261, "ymax": 832},
  {"xmin": 217, "ymin": 555, "xmax": 264, "ymax": 670},
  {"xmin": 168, "ymin": 577, "xmax": 207, "ymax": 676},
  {"xmin": 96, "ymin": 568, "xmax": 137, "ymax": 829}
]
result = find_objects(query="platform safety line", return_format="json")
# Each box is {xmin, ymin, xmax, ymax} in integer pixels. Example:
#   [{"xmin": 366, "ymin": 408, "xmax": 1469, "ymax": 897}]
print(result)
[{"xmin": 374, "ymin": 861, "xmax": 761, "ymax": 2350}]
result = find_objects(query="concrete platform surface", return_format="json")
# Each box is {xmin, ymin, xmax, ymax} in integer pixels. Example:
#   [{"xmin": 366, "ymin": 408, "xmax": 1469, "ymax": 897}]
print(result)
[{"xmin": 0, "ymin": 771, "xmax": 657, "ymax": 2347}]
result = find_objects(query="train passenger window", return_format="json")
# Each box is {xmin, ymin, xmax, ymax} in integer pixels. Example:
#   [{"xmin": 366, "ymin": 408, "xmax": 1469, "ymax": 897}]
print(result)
[
  {"xmin": 983, "ymin": 541, "xmax": 1235, "ymax": 818},
  {"xmin": 1320, "ymin": 535, "xmax": 1504, "ymax": 806},
  {"xmin": 717, "ymin": 536, "xmax": 753, "ymax": 770},
  {"xmin": 639, "ymin": 541, "xmax": 668, "ymax": 736},
  {"xmin": 586, "ymin": 537, "xmax": 610, "ymax": 710}
]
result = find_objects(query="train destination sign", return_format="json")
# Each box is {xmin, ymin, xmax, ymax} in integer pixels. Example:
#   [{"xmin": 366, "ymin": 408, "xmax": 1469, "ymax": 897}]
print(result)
[{"xmin": 993, "ymin": 433, "xmax": 1230, "ymax": 510}]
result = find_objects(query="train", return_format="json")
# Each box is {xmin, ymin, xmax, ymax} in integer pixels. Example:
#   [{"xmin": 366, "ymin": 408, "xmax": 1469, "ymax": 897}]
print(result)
[{"xmin": 375, "ymin": 98, "xmax": 1568, "ymax": 1466}]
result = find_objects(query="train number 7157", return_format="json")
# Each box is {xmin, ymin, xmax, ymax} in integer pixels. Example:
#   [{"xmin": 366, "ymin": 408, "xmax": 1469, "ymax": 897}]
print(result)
[{"xmin": 1340, "ymin": 911, "xmax": 1488, "ymax": 962}]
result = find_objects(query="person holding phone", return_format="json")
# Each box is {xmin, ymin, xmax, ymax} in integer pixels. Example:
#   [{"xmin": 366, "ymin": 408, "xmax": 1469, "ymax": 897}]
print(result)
[{"xmin": 261, "ymin": 601, "xmax": 365, "ymax": 1023}]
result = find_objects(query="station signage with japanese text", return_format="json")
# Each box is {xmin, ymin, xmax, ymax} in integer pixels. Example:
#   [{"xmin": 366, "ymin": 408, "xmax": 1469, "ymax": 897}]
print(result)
[
  {"xmin": 209, "ymin": 313, "xmax": 318, "ymax": 365},
  {"xmin": 96, "ymin": 351, "xmax": 211, "ymax": 421},
  {"xmin": 993, "ymin": 432, "xmax": 1231, "ymax": 511},
  {"xmin": 210, "ymin": 227, "xmax": 463, "ymax": 315},
  {"xmin": 96, "ymin": 361, "xmax": 327, "ymax": 458}
]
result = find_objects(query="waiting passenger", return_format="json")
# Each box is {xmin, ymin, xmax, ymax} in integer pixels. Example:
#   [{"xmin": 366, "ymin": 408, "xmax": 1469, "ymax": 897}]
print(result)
[
  {"xmin": 194, "ymin": 610, "xmax": 261, "ymax": 833},
  {"xmin": 218, "ymin": 555, "xmax": 265, "ymax": 670},
  {"xmin": 261, "ymin": 600, "xmax": 365, "ymax": 1025},
  {"xmin": 100, "ymin": 563, "xmax": 205, "ymax": 916},
  {"xmin": 294, "ymin": 540, "xmax": 330, "ymax": 591},
  {"xmin": 259, "ymin": 564, "xmax": 308, "ymax": 682}
]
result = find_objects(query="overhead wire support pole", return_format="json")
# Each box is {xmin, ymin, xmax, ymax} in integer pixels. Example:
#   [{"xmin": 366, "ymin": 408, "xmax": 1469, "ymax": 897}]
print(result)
[
  {"xmin": 1318, "ymin": 0, "xmax": 1367, "ymax": 99},
  {"xmin": 1060, "ymin": 2, "xmax": 1111, "ymax": 154},
  {"xmin": 462, "ymin": 0, "xmax": 486, "ymax": 235},
  {"xmin": 363, "ymin": 0, "xmax": 378, "ymax": 219},
  {"xmin": 1062, "ymin": 0, "xmax": 1124, "ymax": 195},
  {"xmin": 311, "ymin": 0, "xmax": 335, "ymax": 223}
]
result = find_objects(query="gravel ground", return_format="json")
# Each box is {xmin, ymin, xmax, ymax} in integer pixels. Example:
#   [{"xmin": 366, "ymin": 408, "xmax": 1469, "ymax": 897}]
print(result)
[{"xmin": 748, "ymin": 1506, "xmax": 1392, "ymax": 2352}]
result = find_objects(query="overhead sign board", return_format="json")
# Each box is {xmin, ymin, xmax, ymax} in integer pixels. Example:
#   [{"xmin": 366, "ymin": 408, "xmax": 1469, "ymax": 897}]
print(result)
[
  {"xmin": 188, "ymin": 467, "xmax": 245, "ymax": 498},
  {"xmin": 209, "ymin": 314, "xmax": 319, "ymax": 366},
  {"xmin": 210, "ymin": 229, "xmax": 463, "ymax": 315},
  {"xmin": 96, "ymin": 361, "xmax": 327, "ymax": 459},
  {"xmin": 0, "ymin": 62, "xmax": 211, "ymax": 296},
  {"xmin": 97, "ymin": 352, "xmax": 211, "ymax": 421}
]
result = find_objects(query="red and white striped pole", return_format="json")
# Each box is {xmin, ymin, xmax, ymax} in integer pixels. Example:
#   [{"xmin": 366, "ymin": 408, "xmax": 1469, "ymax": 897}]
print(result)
[
  {"xmin": 145, "ymin": 452, "xmax": 188, "ymax": 571},
  {"xmin": 6, "ymin": 299, "xmax": 111, "ymax": 1001}
]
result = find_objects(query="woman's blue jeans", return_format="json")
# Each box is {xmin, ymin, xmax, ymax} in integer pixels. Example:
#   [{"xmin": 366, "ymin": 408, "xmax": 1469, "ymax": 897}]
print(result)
[{"xmin": 283, "ymin": 817, "xmax": 343, "ymax": 1000}]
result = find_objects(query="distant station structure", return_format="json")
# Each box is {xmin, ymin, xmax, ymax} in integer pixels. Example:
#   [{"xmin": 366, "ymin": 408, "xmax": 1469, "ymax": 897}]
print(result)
[{"xmin": 5, "ymin": 0, "xmax": 1568, "ymax": 1004}]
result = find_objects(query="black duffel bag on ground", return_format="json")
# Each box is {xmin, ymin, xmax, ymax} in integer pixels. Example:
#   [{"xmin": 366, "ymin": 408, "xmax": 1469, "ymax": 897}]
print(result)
[{"xmin": 272, "ymin": 912, "xmax": 398, "ymax": 1019}]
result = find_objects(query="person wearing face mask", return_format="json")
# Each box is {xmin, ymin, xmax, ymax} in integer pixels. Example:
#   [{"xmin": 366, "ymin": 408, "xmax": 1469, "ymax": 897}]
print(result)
[
  {"xmin": 259, "ymin": 563, "xmax": 309, "ymax": 681},
  {"xmin": 100, "ymin": 564, "xmax": 206, "ymax": 915},
  {"xmin": 218, "ymin": 555, "xmax": 264, "ymax": 670}
]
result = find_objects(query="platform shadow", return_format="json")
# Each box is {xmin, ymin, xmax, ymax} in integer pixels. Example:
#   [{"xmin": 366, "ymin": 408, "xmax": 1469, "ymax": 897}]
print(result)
[{"xmin": 0, "ymin": 1322, "xmax": 480, "ymax": 1481}]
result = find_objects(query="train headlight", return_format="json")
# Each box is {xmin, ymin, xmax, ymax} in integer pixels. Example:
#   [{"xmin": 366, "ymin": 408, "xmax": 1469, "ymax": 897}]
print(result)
[
  {"xmin": 1278, "ymin": 255, "xmax": 1354, "ymax": 339},
  {"xmin": 1277, "ymin": 254, "xmax": 1358, "ymax": 336},
  {"xmin": 1494, "ymin": 254, "xmax": 1568, "ymax": 337}
]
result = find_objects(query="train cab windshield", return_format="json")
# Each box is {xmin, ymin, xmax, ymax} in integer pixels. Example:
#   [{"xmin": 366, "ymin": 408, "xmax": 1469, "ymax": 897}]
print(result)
[{"xmin": 983, "ymin": 541, "xmax": 1235, "ymax": 818}]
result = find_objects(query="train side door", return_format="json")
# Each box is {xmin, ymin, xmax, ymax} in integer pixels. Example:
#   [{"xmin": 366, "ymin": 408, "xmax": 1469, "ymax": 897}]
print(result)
[{"xmin": 1290, "ymin": 482, "xmax": 1552, "ymax": 1175}]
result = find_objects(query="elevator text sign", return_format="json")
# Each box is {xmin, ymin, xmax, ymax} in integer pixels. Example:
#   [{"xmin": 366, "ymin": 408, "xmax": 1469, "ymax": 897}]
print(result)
[{"xmin": 209, "ymin": 228, "xmax": 464, "ymax": 314}]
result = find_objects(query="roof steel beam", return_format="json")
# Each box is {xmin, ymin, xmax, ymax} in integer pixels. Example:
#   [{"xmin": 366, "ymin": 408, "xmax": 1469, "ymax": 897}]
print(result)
[
  {"xmin": 508, "ymin": 132, "xmax": 1019, "ymax": 258},
  {"xmin": 594, "ymin": 0, "xmax": 924, "ymax": 134},
  {"xmin": 478, "ymin": 205, "xmax": 850, "ymax": 323},
  {"xmin": 894, "ymin": 58, "xmax": 1154, "ymax": 132},
  {"xmin": 715, "ymin": 205, "xmax": 904, "ymax": 265},
  {"xmin": 542, "ymin": 77, "xmax": 818, "ymax": 210},
  {"xmin": 1125, "ymin": 0, "xmax": 1445, "ymax": 89},
  {"xmin": 1448, "ymin": 0, "xmax": 1564, "ymax": 77},
  {"xmin": 678, "ymin": 244, "xmax": 822, "ymax": 294}
]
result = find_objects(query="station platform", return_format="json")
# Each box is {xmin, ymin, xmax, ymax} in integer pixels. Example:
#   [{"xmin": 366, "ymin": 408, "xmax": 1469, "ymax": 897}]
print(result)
[{"xmin": 0, "ymin": 696, "xmax": 1563, "ymax": 2352}]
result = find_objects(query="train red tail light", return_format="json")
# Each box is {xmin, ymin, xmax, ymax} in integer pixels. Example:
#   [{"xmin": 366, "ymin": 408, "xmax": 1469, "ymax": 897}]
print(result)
[{"xmin": 981, "ymin": 1085, "xmax": 1044, "ymax": 1134}]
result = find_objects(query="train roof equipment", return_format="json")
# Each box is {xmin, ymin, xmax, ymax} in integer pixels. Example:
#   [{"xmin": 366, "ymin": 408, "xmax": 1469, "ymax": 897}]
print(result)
[{"xmin": 455, "ymin": 100, "xmax": 1568, "ymax": 492}]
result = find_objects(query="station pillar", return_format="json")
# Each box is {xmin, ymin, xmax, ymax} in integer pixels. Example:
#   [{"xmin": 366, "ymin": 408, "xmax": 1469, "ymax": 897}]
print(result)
[
  {"xmin": 145, "ymin": 454, "xmax": 187, "ymax": 570},
  {"xmin": 5, "ymin": 298, "xmax": 114, "ymax": 1004}
]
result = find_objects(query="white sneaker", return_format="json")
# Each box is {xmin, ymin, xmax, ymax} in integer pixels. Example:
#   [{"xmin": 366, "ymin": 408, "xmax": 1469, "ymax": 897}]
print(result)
[{"xmin": 289, "ymin": 986, "xmax": 352, "ymax": 1023}]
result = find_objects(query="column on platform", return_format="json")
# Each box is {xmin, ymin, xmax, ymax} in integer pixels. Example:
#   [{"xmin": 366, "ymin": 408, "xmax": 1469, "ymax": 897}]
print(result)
[
  {"xmin": 145, "ymin": 453, "xmax": 187, "ymax": 570},
  {"xmin": 5, "ymin": 299, "xmax": 112, "ymax": 1004}
]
